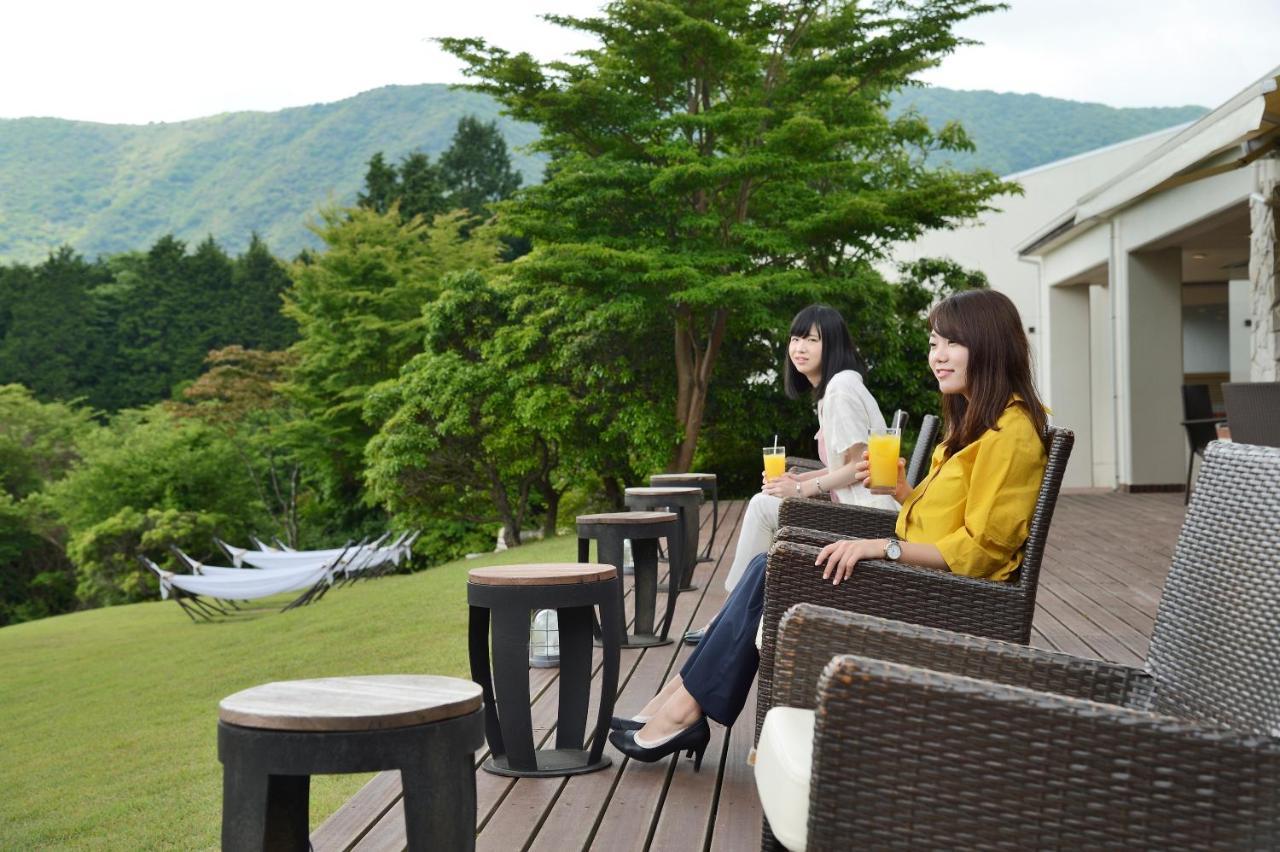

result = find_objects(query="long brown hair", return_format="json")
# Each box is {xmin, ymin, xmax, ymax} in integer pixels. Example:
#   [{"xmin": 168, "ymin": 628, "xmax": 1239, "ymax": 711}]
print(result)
[{"xmin": 928, "ymin": 289, "xmax": 1047, "ymax": 456}]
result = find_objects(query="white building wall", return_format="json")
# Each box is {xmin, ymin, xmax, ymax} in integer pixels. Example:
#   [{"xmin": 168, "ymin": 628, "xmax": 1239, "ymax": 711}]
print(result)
[{"xmin": 1229, "ymin": 278, "xmax": 1252, "ymax": 381}]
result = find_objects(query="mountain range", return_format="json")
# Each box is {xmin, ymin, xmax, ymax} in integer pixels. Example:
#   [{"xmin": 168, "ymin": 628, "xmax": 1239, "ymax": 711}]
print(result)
[{"xmin": 0, "ymin": 84, "xmax": 1207, "ymax": 264}]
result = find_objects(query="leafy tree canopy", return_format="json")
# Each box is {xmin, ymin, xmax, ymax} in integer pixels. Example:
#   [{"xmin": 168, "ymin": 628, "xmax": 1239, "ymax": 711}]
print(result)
[
  {"xmin": 283, "ymin": 206, "xmax": 503, "ymax": 519},
  {"xmin": 441, "ymin": 0, "xmax": 1016, "ymax": 469}
]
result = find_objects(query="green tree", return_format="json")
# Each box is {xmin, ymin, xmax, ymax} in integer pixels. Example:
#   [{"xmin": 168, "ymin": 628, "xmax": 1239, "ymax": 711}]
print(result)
[
  {"xmin": 397, "ymin": 152, "xmax": 449, "ymax": 223},
  {"xmin": 358, "ymin": 152, "xmax": 400, "ymax": 214},
  {"xmin": 0, "ymin": 248, "xmax": 108, "ymax": 401},
  {"xmin": 442, "ymin": 0, "xmax": 1013, "ymax": 469},
  {"xmin": 438, "ymin": 115, "xmax": 523, "ymax": 216},
  {"xmin": 283, "ymin": 206, "xmax": 502, "ymax": 526},
  {"xmin": 233, "ymin": 234, "xmax": 297, "ymax": 351},
  {"xmin": 0, "ymin": 385, "xmax": 97, "ymax": 624},
  {"xmin": 43, "ymin": 405, "xmax": 265, "ymax": 607},
  {"xmin": 172, "ymin": 346, "xmax": 309, "ymax": 546}
]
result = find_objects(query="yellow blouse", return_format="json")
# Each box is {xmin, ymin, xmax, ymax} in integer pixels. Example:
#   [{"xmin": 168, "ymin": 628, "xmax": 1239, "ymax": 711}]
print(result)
[{"xmin": 894, "ymin": 400, "xmax": 1047, "ymax": 582}]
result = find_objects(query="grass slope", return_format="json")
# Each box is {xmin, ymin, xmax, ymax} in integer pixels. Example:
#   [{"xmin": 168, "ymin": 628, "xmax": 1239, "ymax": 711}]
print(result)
[{"xmin": 0, "ymin": 534, "xmax": 576, "ymax": 849}]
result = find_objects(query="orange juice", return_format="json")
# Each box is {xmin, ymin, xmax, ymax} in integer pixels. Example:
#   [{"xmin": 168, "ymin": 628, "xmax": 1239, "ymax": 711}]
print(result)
[
  {"xmin": 763, "ymin": 447, "xmax": 786, "ymax": 480},
  {"xmin": 867, "ymin": 429, "xmax": 900, "ymax": 489}
]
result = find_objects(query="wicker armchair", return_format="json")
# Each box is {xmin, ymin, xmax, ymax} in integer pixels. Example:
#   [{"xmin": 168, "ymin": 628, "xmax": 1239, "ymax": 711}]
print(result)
[
  {"xmin": 756, "ymin": 426, "xmax": 1073, "ymax": 741},
  {"xmin": 1223, "ymin": 381, "xmax": 1280, "ymax": 447},
  {"xmin": 761, "ymin": 440, "xmax": 1280, "ymax": 850}
]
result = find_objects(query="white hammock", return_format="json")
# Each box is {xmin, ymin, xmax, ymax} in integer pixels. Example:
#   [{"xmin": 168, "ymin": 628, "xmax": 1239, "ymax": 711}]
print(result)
[{"xmin": 152, "ymin": 560, "xmax": 333, "ymax": 601}]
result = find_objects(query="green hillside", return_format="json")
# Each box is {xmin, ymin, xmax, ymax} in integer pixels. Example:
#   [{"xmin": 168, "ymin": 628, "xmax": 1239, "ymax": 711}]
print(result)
[
  {"xmin": 0, "ymin": 84, "xmax": 1207, "ymax": 264},
  {"xmin": 889, "ymin": 87, "xmax": 1207, "ymax": 175},
  {"xmin": 0, "ymin": 85, "xmax": 542, "ymax": 263}
]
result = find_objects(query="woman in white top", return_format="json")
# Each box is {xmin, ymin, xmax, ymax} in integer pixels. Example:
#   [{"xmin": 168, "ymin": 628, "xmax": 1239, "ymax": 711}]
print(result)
[{"xmin": 720, "ymin": 304, "xmax": 898, "ymax": 593}]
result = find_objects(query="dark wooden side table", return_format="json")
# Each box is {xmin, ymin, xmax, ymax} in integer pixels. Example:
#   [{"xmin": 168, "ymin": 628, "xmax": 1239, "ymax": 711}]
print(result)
[
  {"xmin": 648, "ymin": 472, "xmax": 719, "ymax": 562},
  {"xmin": 467, "ymin": 563, "xmax": 620, "ymax": 777},
  {"xmin": 624, "ymin": 486, "xmax": 703, "ymax": 592},
  {"xmin": 577, "ymin": 511, "xmax": 680, "ymax": 647},
  {"xmin": 217, "ymin": 674, "xmax": 483, "ymax": 851}
]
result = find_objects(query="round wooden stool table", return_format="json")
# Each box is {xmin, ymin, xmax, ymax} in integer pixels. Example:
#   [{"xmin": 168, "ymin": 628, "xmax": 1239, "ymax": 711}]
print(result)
[
  {"xmin": 577, "ymin": 511, "xmax": 680, "ymax": 648},
  {"xmin": 217, "ymin": 674, "xmax": 483, "ymax": 852},
  {"xmin": 624, "ymin": 486, "xmax": 703, "ymax": 592},
  {"xmin": 467, "ymin": 563, "xmax": 621, "ymax": 777},
  {"xmin": 648, "ymin": 472, "xmax": 719, "ymax": 562}
]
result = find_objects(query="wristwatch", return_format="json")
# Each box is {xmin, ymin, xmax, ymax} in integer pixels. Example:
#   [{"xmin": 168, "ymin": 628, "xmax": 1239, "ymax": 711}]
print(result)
[{"xmin": 883, "ymin": 538, "xmax": 902, "ymax": 561}]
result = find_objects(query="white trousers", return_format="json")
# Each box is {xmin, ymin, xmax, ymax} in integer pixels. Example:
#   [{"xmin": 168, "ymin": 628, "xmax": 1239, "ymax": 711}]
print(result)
[{"xmin": 723, "ymin": 492, "xmax": 782, "ymax": 592}]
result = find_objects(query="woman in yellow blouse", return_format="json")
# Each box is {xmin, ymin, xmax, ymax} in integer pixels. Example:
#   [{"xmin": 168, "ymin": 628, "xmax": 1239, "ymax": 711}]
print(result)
[{"xmin": 610, "ymin": 288, "xmax": 1049, "ymax": 768}]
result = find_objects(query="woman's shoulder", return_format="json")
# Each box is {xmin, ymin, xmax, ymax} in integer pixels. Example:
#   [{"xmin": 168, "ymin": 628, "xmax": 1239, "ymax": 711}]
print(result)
[
  {"xmin": 991, "ymin": 400, "xmax": 1046, "ymax": 450},
  {"xmin": 824, "ymin": 369, "xmax": 866, "ymax": 392}
]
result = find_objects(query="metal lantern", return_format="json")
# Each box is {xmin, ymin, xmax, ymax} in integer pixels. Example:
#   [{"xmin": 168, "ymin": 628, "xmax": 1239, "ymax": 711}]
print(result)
[{"xmin": 529, "ymin": 609, "xmax": 560, "ymax": 668}]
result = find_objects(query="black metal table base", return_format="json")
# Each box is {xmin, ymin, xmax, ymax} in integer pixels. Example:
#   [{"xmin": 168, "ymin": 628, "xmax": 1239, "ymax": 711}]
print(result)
[
  {"xmin": 468, "ymin": 579, "xmax": 620, "ymax": 778},
  {"xmin": 218, "ymin": 710, "xmax": 483, "ymax": 851},
  {"xmin": 648, "ymin": 475, "xmax": 719, "ymax": 562},
  {"xmin": 483, "ymin": 748, "xmax": 612, "ymax": 778},
  {"xmin": 577, "ymin": 519, "xmax": 680, "ymax": 649},
  {"xmin": 624, "ymin": 490, "xmax": 701, "ymax": 594}
]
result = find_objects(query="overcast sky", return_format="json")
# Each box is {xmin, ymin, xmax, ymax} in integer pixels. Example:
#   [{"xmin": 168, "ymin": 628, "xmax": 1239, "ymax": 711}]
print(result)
[{"xmin": 2, "ymin": 0, "xmax": 1276, "ymax": 124}]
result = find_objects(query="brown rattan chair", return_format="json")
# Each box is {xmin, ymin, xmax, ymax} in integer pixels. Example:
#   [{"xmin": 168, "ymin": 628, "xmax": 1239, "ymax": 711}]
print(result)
[
  {"xmin": 755, "ymin": 425, "xmax": 1073, "ymax": 743},
  {"xmin": 762, "ymin": 440, "xmax": 1280, "ymax": 850}
]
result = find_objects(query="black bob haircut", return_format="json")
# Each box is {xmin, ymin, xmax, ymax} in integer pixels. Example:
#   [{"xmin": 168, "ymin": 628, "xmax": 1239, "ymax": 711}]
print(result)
[{"xmin": 783, "ymin": 304, "xmax": 866, "ymax": 401}]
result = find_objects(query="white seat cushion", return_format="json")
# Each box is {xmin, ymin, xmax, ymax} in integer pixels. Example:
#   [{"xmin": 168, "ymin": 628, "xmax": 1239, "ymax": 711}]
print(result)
[{"xmin": 754, "ymin": 706, "xmax": 815, "ymax": 852}]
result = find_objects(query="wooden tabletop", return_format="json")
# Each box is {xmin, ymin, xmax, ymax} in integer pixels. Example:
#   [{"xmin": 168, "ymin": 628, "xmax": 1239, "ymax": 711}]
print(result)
[
  {"xmin": 218, "ymin": 675, "xmax": 482, "ymax": 732},
  {"xmin": 467, "ymin": 563, "xmax": 617, "ymax": 586},
  {"xmin": 576, "ymin": 511, "xmax": 677, "ymax": 525},
  {"xmin": 624, "ymin": 487, "xmax": 703, "ymax": 497},
  {"xmin": 649, "ymin": 473, "xmax": 716, "ymax": 483}
]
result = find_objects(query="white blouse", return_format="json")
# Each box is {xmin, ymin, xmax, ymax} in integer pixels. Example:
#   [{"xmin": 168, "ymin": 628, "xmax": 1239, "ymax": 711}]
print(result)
[{"xmin": 816, "ymin": 370, "xmax": 899, "ymax": 511}]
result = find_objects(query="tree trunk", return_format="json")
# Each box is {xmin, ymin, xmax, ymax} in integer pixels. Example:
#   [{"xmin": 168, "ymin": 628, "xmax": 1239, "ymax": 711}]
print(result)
[
  {"xmin": 540, "ymin": 487, "xmax": 561, "ymax": 538},
  {"xmin": 485, "ymin": 462, "xmax": 521, "ymax": 547},
  {"xmin": 670, "ymin": 305, "xmax": 729, "ymax": 471},
  {"xmin": 603, "ymin": 475, "xmax": 624, "ymax": 510}
]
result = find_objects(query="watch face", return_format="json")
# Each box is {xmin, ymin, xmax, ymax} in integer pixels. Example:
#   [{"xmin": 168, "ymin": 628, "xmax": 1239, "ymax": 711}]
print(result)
[{"xmin": 885, "ymin": 540, "xmax": 902, "ymax": 560}]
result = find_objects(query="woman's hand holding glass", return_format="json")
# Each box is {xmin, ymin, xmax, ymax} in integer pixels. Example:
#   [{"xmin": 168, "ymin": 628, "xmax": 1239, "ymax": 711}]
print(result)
[
  {"xmin": 761, "ymin": 469, "xmax": 803, "ymax": 498},
  {"xmin": 854, "ymin": 450, "xmax": 908, "ymax": 501}
]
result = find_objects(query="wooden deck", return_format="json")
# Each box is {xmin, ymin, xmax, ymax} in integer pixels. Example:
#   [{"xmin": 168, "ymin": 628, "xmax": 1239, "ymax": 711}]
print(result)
[{"xmin": 312, "ymin": 490, "xmax": 1187, "ymax": 851}]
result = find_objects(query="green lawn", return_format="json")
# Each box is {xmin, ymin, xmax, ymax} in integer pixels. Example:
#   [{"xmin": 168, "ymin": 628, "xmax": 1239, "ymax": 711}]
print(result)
[{"xmin": 0, "ymin": 535, "xmax": 577, "ymax": 849}]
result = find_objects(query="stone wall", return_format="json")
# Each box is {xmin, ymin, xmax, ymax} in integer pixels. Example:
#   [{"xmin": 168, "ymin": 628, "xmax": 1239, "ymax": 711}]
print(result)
[{"xmin": 1249, "ymin": 156, "xmax": 1280, "ymax": 381}]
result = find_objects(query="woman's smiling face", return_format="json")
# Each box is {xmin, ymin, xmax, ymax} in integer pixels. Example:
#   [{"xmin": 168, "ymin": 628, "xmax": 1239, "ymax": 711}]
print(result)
[
  {"xmin": 929, "ymin": 329, "xmax": 969, "ymax": 396},
  {"xmin": 788, "ymin": 325, "xmax": 824, "ymax": 385}
]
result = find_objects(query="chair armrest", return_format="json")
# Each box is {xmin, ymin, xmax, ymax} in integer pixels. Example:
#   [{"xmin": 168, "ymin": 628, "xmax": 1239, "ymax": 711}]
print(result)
[
  {"xmin": 805, "ymin": 655, "xmax": 1280, "ymax": 849},
  {"xmin": 756, "ymin": 541, "xmax": 1041, "ymax": 742},
  {"xmin": 785, "ymin": 456, "xmax": 824, "ymax": 473},
  {"xmin": 777, "ymin": 497, "xmax": 897, "ymax": 538},
  {"xmin": 769, "ymin": 603, "xmax": 1153, "ymax": 715},
  {"xmin": 774, "ymin": 525, "xmax": 844, "ymax": 549}
]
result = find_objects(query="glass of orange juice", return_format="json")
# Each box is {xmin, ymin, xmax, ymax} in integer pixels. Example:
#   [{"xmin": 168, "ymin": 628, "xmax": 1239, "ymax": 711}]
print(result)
[
  {"xmin": 867, "ymin": 428, "xmax": 901, "ymax": 490},
  {"xmin": 762, "ymin": 445, "xmax": 786, "ymax": 481}
]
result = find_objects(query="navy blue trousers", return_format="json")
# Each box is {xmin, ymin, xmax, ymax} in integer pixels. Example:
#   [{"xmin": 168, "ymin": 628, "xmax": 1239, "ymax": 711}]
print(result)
[{"xmin": 680, "ymin": 551, "xmax": 768, "ymax": 726}]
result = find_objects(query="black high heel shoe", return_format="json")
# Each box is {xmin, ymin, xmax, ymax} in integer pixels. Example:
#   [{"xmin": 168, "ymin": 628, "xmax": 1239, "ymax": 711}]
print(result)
[
  {"xmin": 608, "ymin": 718, "xmax": 711, "ymax": 771},
  {"xmin": 610, "ymin": 716, "xmax": 648, "ymax": 731}
]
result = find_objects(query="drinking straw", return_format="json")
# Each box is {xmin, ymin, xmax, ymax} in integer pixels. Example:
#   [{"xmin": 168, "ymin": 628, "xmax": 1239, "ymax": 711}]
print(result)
[{"xmin": 772, "ymin": 434, "xmax": 778, "ymax": 451}]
